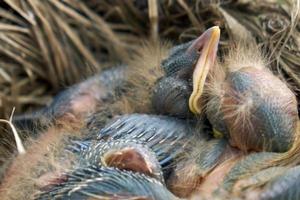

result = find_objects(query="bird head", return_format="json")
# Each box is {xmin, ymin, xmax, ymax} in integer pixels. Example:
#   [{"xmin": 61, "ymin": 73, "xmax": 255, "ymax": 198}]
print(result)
[
  {"xmin": 204, "ymin": 43, "xmax": 299, "ymax": 152},
  {"xmin": 152, "ymin": 26, "xmax": 221, "ymax": 118}
]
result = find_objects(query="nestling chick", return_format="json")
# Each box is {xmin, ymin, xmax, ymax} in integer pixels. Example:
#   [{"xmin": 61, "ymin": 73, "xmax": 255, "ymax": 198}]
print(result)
[
  {"xmin": 0, "ymin": 42, "xmax": 169, "ymax": 200},
  {"xmin": 1, "ymin": 28, "xmax": 217, "ymax": 199},
  {"xmin": 187, "ymin": 27, "xmax": 298, "ymax": 152}
]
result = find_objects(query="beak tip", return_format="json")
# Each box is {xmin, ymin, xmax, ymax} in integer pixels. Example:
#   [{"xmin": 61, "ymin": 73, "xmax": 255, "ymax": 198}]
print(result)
[
  {"xmin": 210, "ymin": 25, "xmax": 220, "ymax": 31},
  {"xmin": 209, "ymin": 26, "xmax": 221, "ymax": 38}
]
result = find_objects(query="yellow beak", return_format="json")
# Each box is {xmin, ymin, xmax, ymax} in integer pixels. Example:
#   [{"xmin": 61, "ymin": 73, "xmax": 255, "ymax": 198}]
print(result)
[{"xmin": 188, "ymin": 26, "xmax": 220, "ymax": 114}]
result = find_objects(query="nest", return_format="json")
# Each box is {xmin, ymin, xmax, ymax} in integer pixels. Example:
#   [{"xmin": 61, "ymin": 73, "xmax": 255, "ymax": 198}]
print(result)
[{"xmin": 0, "ymin": 0, "xmax": 299, "ymax": 144}]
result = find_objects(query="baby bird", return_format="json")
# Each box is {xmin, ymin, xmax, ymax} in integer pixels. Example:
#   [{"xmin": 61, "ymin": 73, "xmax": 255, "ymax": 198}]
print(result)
[
  {"xmin": 0, "ymin": 27, "xmax": 212, "ymax": 199},
  {"xmin": 187, "ymin": 26, "xmax": 298, "ymax": 152},
  {"xmin": 152, "ymin": 26, "xmax": 300, "ymax": 199}
]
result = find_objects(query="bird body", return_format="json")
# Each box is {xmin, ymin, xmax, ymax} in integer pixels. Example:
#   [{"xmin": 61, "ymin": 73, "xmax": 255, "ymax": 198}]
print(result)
[{"xmin": 0, "ymin": 41, "xmax": 168, "ymax": 200}]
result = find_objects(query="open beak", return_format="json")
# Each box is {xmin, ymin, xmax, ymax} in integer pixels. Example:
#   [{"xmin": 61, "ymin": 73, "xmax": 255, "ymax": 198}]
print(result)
[{"xmin": 188, "ymin": 26, "xmax": 220, "ymax": 114}]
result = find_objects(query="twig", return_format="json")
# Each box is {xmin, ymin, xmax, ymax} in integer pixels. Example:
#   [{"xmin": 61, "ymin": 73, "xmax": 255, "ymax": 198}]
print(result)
[
  {"xmin": 0, "ymin": 107, "xmax": 26, "ymax": 154},
  {"xmin": 148, "ymin": 0, "xmax": 159, "ymax": 42}
]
